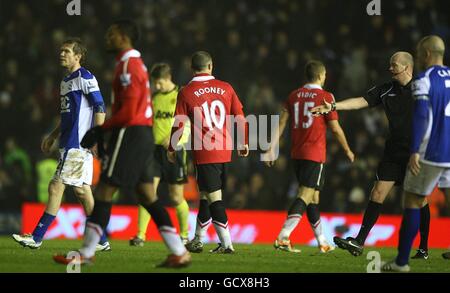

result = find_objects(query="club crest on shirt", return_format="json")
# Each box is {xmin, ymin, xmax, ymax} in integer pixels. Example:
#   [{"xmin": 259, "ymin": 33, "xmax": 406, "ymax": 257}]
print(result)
[{"xmin": 60, "ymin": 95, "xmax": 70, "ymax": 113}]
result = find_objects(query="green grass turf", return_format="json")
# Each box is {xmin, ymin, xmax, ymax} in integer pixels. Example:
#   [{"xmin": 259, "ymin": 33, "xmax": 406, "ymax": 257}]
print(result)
[{"xmin": 0, "ymin": 236, "xmax": 448, "ymax": 273}]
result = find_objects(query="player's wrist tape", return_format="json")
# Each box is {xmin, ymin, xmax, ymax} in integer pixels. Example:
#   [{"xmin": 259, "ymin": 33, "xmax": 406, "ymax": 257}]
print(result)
[
  {"xmin": 331, "ymin": 102, "xmax": 337, "ymax": 111},
  {"xmin": 94, "ymin": 104, "xmax": 106, "ymax": 113}
]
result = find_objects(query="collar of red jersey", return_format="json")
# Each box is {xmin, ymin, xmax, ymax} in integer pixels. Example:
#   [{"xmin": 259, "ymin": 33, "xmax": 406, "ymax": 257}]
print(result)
[
  {"xmin": 303, "ymin": 83, "xmax": 323, "ymax": 90},
  {"xmin": 117, "ymin": 49, "xmax": 141, "ymax": 62},
  {"xmin": 191, "ymin": 74, "xmax": 215, "ymax": 82}
]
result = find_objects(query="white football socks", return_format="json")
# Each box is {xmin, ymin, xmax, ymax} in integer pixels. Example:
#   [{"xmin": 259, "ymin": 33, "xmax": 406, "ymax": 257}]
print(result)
[
  {"xmin": 278, "ymin": 214, "xmax": 302, "ymax": 240},
  {"xmin": 212, "ymin": 220, "xmax": 233, "ymax": 249},
  {"xmin": 195, "ymin": 218, "xmax": 211, "ymax": 241},
  {"xmin": 159, "ymin": 226, "xmax": 187, "ymax": 256},
  {"xmin": 311, "ymin": 219, "xmax": 329, "ymax": 246},
  {"xmin": 79, "ymin": 222, "xmax": 102, "ymax": 258}
]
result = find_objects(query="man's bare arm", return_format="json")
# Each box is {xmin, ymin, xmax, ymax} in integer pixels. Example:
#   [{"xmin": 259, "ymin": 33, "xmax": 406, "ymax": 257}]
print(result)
[
  {"xmin": 311, "ymin": 97, "xmax": 369, "ymax": 115},
  {"xmin": 327, "ymin": 120, "xmax": 355, "ymax": 162},
  {"xmin": 94, "ymin": 112, "xmax": 106, "ymax": 126},
  {"xmin": 265, "ymin": 108, "xmax": 289, "ymax": 167}
]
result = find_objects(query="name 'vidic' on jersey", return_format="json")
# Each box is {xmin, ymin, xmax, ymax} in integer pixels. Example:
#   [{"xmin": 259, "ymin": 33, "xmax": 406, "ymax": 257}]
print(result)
[{"xmin": 284, "ymin": 84, "xmax": 338, "ymax": 163}]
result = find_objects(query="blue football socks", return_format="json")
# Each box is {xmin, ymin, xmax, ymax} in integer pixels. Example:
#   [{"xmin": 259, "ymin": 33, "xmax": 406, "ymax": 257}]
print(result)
[{"xmin": 396, "ymin": 208, "xmax": 421, "ymax": 266}]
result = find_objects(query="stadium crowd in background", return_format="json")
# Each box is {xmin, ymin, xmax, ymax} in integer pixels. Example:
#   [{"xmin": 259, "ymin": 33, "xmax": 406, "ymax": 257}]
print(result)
[{"xmin": 1, "ymin": 0, "xmax": 450, "ymax": 216}]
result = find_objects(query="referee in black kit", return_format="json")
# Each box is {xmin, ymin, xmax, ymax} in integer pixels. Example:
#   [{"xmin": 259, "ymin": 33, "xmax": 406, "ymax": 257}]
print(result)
[{"xmin": 311, "ymin": 51, "xmax": 431, "ymax": 259}]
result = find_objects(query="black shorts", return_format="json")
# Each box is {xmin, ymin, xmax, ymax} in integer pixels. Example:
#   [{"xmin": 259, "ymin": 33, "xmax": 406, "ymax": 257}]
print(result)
[
  {"xmin": 153, "ymin": 145, "xmax": 188, "ymax": 184},
  {"xmin": 195, "ymin": 163, "xmax": 228, "ymax": 193},
  {"xmin": 376, "ymin": 154, "xmax": 409, "ymax": 186},
  {"xmin": 293, "ymin": 160, "xmax": 325, "ymax": 191},
  {"xmin": 101, "ymin": 126, "xmax": 155, "ymax": 188}
]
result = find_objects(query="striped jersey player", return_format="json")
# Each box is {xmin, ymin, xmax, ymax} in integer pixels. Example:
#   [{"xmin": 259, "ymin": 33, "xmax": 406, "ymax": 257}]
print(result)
[{"xmin": 12, "ymin": 38, "xmax": 108, "ymax": 250}]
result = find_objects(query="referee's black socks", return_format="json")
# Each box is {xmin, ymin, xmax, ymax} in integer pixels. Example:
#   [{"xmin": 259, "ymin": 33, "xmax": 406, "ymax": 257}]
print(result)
[{"xmin": 356, "ymin": 200, "xmax": 382, "ymax": 245}]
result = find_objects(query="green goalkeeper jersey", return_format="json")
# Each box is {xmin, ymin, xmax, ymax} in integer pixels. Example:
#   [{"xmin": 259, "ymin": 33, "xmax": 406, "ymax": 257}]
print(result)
[{"xmin": 152, "ymin": 85, "xmax": 190, "ymax": 146}]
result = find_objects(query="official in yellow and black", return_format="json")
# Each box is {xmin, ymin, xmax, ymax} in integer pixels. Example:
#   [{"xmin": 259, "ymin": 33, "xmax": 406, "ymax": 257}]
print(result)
[{"xmin": 129, "ymin": 62, "xmax": 191, "ymax": 247}]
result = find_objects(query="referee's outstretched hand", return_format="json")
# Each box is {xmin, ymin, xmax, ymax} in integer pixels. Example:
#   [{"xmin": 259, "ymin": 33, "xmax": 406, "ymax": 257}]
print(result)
[{"xmin": 311, "ymin": 99, "xmax": 332, "ymax": 116}]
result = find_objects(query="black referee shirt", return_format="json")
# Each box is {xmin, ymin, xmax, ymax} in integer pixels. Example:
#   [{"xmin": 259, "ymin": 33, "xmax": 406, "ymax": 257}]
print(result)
[{"xmin": 363, "ymin": 80, "xmax": 413, "ymax": 158}]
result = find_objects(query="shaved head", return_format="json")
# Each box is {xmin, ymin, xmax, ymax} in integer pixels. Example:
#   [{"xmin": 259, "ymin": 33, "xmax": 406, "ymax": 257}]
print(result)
[
  {"xmin": 391, "ymin": 51, "xmax": 414, "ymax": 67},
  {"xmin": 416, "ymin": 35, "xmax": 446, "ymax": 71},
  {"xmin": 418, "ymin": 35, "xmax": 445, "ymax": 57},
  {"xmin": 191, "ymin": 51, "xmax": 213, "ymax": 72}
]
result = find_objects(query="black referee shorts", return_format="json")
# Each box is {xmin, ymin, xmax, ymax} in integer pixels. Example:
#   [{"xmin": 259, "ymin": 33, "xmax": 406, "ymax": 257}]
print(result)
[
  {"xmin": 195, "ymin": 163, "xmax": 228, "ymax": 193},
  {"xmin": 101, "ymin": 126, "xmax": 155, "ymax": 188},
  {"xmin": 293, "ymin": 159, "xmax": 325, "ymax": 191},
  {"xmin": 153, "ymin": 145, "xmax": 188, "ymax": 185},
  {"xmin": 376, "ymin": 154, "xmax": 409, "ymax": 186}
]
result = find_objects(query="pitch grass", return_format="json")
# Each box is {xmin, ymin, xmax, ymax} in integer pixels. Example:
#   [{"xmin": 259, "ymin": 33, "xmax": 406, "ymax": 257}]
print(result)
[{"xmin": 0, "ymin": 236, "xmax": 448, "ymax": 273}]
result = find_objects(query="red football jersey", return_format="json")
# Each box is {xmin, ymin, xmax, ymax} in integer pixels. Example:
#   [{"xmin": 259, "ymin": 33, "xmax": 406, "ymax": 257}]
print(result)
[
  {"xmin": 169, "ymin": 74, "xmax": 247, "ymax": 164},
  {"xmin": 284, "ymin": 84, "xmax": 338, "ymax": 163},
  {"xmin": 102, "ymin": 49, "xmax": 153, "ymax": 130}
]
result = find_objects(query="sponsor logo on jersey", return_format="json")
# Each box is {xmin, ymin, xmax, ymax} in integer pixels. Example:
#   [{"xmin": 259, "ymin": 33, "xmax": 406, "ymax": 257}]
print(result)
[
  {"xmin": 155, "ymin": 110, "xmax": 174, "ymax": 119},
  {"xmin": 120, "ymin": 73, "xmax": 132, "ymax": 87}
]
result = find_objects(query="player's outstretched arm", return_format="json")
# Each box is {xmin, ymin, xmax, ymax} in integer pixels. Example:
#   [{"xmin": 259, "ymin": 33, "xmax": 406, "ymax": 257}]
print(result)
[
  {"xmin": 41, "ymin": 119, "xmax": 61, "ymax": 154},
  {"xmin": 311, "ymin": 97, "xmax": 369, "ymax": 115},
  {"xmin": 327, "ymin": 120, "xmax": 355, "ymax": 162},
  {"xmin": 265, "ymin": 108, "xmax": 289, "ymax": 167}
]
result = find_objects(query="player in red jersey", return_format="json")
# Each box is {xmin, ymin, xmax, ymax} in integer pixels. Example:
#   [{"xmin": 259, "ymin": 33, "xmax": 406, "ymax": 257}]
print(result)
[
  {"xmin": 53, "ymin": 20, "xmax": 190, "ymax": 268},
  {"xmin": 168, "ymin": 51, "xmax": 249, "ymax": 253},
  {"xmin": 266, "ymin": 60, "xmax": 354, "ymax": 253}
]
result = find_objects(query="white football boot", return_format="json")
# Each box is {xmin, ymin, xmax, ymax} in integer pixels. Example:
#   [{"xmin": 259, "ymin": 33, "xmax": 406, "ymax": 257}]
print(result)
[
  {"xmin": 381, "ymin": 260, "xmax": 411, "ymax": 272},
  {"xmin": 12, "ymin": 233, "xmax": 42, "ymax": 249},
  {"xmin": 95, "ymin": 241, "xmax": 111, "ymax": 252}
]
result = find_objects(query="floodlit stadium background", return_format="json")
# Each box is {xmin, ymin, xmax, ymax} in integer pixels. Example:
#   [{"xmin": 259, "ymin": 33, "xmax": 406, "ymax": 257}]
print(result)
[{"xmin": 0, "ymin": 0, "xmax": 449, "ymax": 247}]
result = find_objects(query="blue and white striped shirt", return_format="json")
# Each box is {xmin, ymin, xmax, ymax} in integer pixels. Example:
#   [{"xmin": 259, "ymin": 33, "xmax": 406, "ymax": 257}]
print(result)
[
  {"xmin": 411, "ymin": 65, "xmax": 450, "ymax": 166},
  {"xmin": 59, "ymin": 67, "xmax": 105, "ymax": 149}
]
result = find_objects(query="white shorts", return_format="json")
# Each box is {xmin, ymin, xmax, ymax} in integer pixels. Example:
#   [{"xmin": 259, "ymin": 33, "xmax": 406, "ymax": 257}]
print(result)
[
  {"xmin": 403, "ymin": 162, "xmax": 450, "ymax": 196},
  {"xmin": 53, "ymin": 148, "xmax": 93, "ymax": 187}
]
